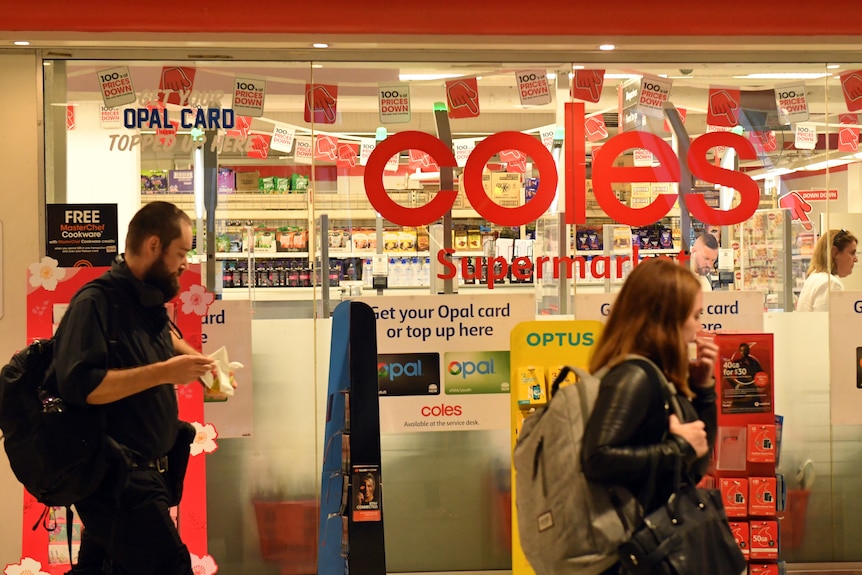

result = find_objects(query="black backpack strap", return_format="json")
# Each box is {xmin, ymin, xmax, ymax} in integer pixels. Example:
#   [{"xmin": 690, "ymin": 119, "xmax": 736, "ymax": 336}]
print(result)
[{"xmin": 77, "ymin": 278, "xmax": 123, "ymax": 367}]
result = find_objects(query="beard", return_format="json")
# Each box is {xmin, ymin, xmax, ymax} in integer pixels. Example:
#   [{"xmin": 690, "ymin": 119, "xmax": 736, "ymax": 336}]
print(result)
[{"xmin": 144, "ymin": 255, "xmax": 182, "ymax": 301}]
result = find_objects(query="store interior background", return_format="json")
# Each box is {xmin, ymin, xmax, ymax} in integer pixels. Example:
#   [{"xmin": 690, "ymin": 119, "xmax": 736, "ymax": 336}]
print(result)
[{"xmin": 4, "ymin": 11, "xmax": 862, "ymax": 572}]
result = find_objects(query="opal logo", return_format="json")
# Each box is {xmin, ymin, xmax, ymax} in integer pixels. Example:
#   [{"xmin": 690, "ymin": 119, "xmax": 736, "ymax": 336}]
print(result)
[
  {"xmin": 379, "ymin": 360, "xmax": 423, "ymax": 381},
  {"xmin": 448, "ymin": 359, "xmax": 495, "ymax": 379},
  {"xmin": 376, "ymin": 352, "xmax": 440, "ymax": 397}
]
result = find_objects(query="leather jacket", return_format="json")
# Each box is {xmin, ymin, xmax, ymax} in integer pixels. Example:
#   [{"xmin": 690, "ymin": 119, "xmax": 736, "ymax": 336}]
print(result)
[{"xmin": 581, "ymin": 359, "xmax": 717, "ymax": 514}]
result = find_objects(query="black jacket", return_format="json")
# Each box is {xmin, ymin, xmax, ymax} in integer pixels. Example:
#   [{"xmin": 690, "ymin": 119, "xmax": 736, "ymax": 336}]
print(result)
[
  {"xmin": 54, "ymin": 258, "xmax": 180, "ymax": 460},
  {"xmin": 582, "ymin": 359, "xmax": 717, "ymax": 514}
]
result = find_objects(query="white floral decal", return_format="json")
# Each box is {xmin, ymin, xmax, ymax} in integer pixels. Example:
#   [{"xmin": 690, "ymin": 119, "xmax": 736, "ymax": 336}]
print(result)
[
  {"xmin": 190, "ymin": 553, "xmax": 219, "ymax": 575},
  {"xmin": 179, "ymin": 285, "xmax": 215, "ymax": 316},
  {"xmin": 28, "ymin": 257, "xmax": 67, "ymax": 291},
  {"xmin": 190, "ymin": 421, "xmax": 218, "ymax": 456},
  {"xmin": 4, "ymin": 557, "xmax": 50, "ymax": 575}
]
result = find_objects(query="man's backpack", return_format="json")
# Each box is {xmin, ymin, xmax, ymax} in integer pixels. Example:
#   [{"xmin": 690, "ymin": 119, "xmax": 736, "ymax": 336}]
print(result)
[
  {"xmin": 513, "ymin": 358, "xmax": 665, "ymax": 575},
  {"xmin": 0, "ymin": 281, "xmax": 121, "ymax": 508}
]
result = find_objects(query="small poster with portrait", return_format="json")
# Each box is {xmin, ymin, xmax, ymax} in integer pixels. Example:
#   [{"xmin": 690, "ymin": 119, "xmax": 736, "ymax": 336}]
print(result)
[
  {"xmin": 352, "ymin": 465, "xmax": 382, "ymax": 522},
  {"xmin": 716, "ymin": 333, "xmax": 774, "ymax": 416}
]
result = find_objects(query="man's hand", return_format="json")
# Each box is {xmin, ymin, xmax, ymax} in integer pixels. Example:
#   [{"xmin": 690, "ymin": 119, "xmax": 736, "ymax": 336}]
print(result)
[{"xmin": 163, "ymin": 355, "xmax": 216, "ymax": 385}]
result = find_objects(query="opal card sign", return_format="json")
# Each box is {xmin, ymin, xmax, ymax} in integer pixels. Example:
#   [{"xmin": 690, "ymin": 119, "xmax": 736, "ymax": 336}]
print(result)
[{"xmin": 46, "ymin": 204, "xmax": 118, "ymax": 267}]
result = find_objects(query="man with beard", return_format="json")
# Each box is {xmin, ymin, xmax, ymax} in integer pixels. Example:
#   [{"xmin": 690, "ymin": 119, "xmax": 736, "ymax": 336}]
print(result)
[
  {"xmin": 53, "ymin": 201, "xmax": 216, "ymax": 575},
  {"xmin": 690, "ymin": 232, "xmax": 719, "ymax": 292}
]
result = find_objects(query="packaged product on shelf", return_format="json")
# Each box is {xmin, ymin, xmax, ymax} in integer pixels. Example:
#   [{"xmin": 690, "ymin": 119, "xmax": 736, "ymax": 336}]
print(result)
[
  {"xmin": 416, "ymin": 227, "xmax": 429, "ymax": 251},
  {"xmin": 216, "ymin": 234, "xmax": 230, "ymax": 253},
  {"xmin": 398, "ymin": 228, "xmax": 417, "ymax": 251},
  {"xmin": 328, "ymin": 229, "xmax": 351, "ymax": 250},
  {"xmin": 254, "ymin": 228, "xmax": 277, "ymax": 253},
  {"xmin": 454, "ymin": 229, "xmax": 469, "ymax": 251},
  {"xmin": 291, "ymin": 173, "xmax": 310, "ymax": 192},
  {"xmin": 491, "ymin": 172, "xmax": 522, "ymax": 207},
  {"xmin": 525, "ymin": 177, "xmax": 539, "ymax": 202},
  {"xmin": 275, "ymin": 176, "xmax": 290, "ymax": 193},
  {"xmin": 141, "ymin": 170, "xmax": 169, "ymax": 193},
  {"xmin": 659, "ymin": 227, "xmax": 674, "ymax": 249},
  {"xmin": 236, "ymin": 170, "xmax": 260, "ymax": 192},
  {"xmin": 258, "ymin": 176, "xmax": 276, "ymax": 193},
  {"xmin": 468, "ymin": 229, "xmax": 482, "ymax": 251},
  {"xmin": 383, "ymin": 230, "xmax": 400, "ymax": 252},
  {"xmin": 217, "ymin": 167, "xmax": 235, "ymax": 193},
  {"xmin": 168, "ymin": 169, "xmax": 194, "ymax": 193},
  {"xmin": 352, "ymin": 231, "xmax": 370, "ymax": 251},
  {"xmin": 227, "ymin": 232, "xmax": 243, "ymax": 253}
]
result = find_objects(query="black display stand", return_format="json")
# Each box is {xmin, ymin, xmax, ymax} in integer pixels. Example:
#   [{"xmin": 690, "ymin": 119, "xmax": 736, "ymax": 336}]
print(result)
[{"xmin": 318, "ymin": 301, "xmax": 386, "ymax": 575}]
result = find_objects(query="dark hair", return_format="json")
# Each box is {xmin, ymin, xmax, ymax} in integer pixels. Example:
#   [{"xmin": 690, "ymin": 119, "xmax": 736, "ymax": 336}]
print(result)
[
  {"xmin": 125, "ymin": 201, "xmax": 191, "ymax": 255},
  {"xmin": 698, "ymin": 232, "xmax": 719, "ymax": 250},
  {"xmin": 588, "ymin": 257, "xmax": 702, "ymax": 397}
]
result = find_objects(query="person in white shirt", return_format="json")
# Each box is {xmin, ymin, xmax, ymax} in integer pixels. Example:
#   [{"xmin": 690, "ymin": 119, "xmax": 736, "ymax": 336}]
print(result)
[
  {"xmin": 797, "ymin": 228, "xmax": 858, "ymax": 312},
  {"xmin": 690, "ymin": 232, "xmax": 719, "ymax": 292}
]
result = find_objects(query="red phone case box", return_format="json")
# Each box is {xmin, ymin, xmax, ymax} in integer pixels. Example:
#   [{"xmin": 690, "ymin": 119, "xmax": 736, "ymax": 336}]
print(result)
[
  {"xmin": 728, "ymin": 521, "xmax": 749, "ymax": 558},
  {"xmin": 750, "ymin": 565, "xmax": 780, "ymax": 575},
  {"xmin": 750, "ymin": 520, "xmax": 779, "ymax": 560},
  {"xmin": 720, "ymin": 478, "xmax": 748, "ymax": 517},
  {"xmin": 748, "ymin": 424, "xmax": 777, "ymax": 463},
  {"xmin": 749, "ymin": 477, "xmax": 777, "ymax": 517}
]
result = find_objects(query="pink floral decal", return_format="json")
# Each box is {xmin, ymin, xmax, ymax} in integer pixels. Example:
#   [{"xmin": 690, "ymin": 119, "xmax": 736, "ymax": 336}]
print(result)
[
  {"xmin": 4, "ymin": 557, "xmax": 50, "ymax": 575},
  {"xmin": 28, "ymin": 257, "xmax": 67, "ymax": 291},
  {"xmin": 190, "ymin": 421, "xmax": 218, "ymax": 456},
  {"xmin": 179, "ymin": 285, "xmax": 214, "ymax": 316},
  {"xmin": 190, "ymin": 553, "xmax": 219, "ymax": 574}
]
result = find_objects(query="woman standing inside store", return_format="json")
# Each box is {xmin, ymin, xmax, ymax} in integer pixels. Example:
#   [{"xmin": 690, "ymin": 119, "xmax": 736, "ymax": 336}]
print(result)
[
  {"xmin": 581, "ymin": 257, "xmax": 718, "ymax": 575},
  {"xmin": 797, "ymin": 228, "xmax": 858, "ymax": 312}
]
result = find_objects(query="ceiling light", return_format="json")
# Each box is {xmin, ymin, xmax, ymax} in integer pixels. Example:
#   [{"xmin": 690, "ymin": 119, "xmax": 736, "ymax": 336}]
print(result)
[
  {"xmin": 546, "ymin": 73, "xmax": 557, "ymax": 80},
  {"xmin": 398, "ymin": 73, "xmax": 461, "ymax": 81},
  {"xmin": 312, "ymin": 43, "xmax": 329, "ymax": 49},
  {"xmin": 599, "ymin": 44, "xmax": 615, "ymax": 51},
  {"xmin": 802, "ymin": 158, "xmax": 854, "ymax": 171},
  {"xmin": 13, "ymin": 41, "xmax": 30, "ymax": 46},
  {"xmin": 573, "ymin": 65, "xmax": 585, "ymax": 70},
  {"xmin": 733, "ymin": 73, "xmax": 829, "ymax": 79},
  {"xmin": 750, "ymin": 168, "xmax": 793, "ymax": 181},
  {"xmin": 827, "ymin": 64, "xmax": 841, "ymax": 69},
  {"xmin": 312, "ymin": 64, "xmax": 323, "ymax": 68}
]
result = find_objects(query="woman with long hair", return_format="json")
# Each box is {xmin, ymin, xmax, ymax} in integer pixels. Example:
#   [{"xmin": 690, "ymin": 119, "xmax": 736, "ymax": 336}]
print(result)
[
  {"xmin": 582, "ymin": 256, "xmax": 718, "ymax": 575},
  {"xmin": 797, "ymin": 228, "xmax": 858, "ymax": 312}
]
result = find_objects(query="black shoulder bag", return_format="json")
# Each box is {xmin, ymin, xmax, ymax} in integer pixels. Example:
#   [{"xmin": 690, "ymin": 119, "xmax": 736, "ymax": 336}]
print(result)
[{"xmin": 617, "ymin": 362, "xmax": 746, "ymax": 575}]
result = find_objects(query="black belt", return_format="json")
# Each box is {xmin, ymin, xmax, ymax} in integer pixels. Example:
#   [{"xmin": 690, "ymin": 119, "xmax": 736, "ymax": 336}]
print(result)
[{"xmin": 129, "ymin": 454, "xmax": 169, "ymax": 473}]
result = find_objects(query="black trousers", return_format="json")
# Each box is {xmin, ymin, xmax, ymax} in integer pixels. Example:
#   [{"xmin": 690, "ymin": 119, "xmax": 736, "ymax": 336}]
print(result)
[{"xmin": 70, "ymin": 466, "xmax": 192, "ymax": 575}]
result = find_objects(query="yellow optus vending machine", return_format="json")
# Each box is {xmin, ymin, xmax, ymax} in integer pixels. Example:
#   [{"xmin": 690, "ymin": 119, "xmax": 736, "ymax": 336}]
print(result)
[{"xmin": 509, "ymin": 320, "xmax": 603, "ymax": 575}]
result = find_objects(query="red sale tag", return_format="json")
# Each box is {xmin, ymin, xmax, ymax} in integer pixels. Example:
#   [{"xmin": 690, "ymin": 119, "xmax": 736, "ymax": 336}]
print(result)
[
  {"xmin": 66, "ymin": 105, "xmax": 75, "ymax": 130},
  {"xmin": 446, "ymin": 78, "xmax": 480, "ymax": 119},
  {"xmin": 499, "ymin": 149, "xmax": 527, "ymax": 173},
  {"xmin": 840, "ymin": 70, "xmax": 862, "ymax": 112},
  {"xmin": 158, "ymin": 66, "xmax": 196, "ymax": 106},
  {"xmin": 226, "ymin": 115, "xmax": 252, "ymax": 138},
  {"xmin": 315, "ymin": 135, "xmax": 339, "ymax": 161},
  {"xmin": 750, "ymin": 130, "xmax": 778, "ymax": 153},
  {"xmin": 408, "ymin": 149, "xmax": 439, "ymax": 172},
  {"xmin": 305, "ymin": 84, "xmax": 339, "ymax": 124},
  {"xmin": 584, "ymin": 115, "xmax": 608, "ymax": 142},
  {"xmin": 707, "ymin": 87, "xmax": 741, "ymax": 127},
  {"xmin": 336, "ymin": 143, "xmax": 359, "ymax": 168},
  {"xmin": 663, "ymin": 107, "xmax": 687, "ymax": 132},
  {"xmin": 838, "ymin": 113, "xmax": 860, "ymax": 152},
  {"xmin": 570, "ymin": 69, "xmax": 605, "ymax": 103},
  {"xmin": 247, "ymin": 134, "xmax": 271, "ymax": 159}
]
